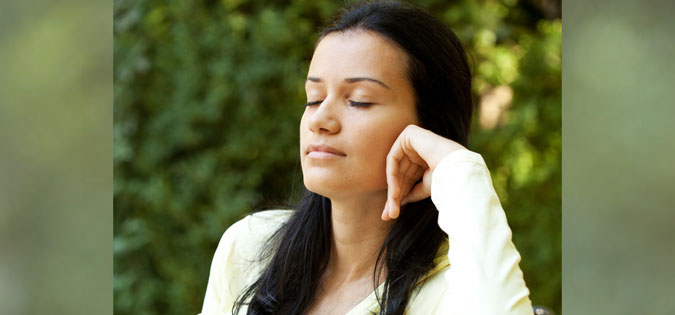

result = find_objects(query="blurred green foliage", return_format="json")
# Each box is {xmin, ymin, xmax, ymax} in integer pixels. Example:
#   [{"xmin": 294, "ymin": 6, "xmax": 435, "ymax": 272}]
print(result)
[
  {"xmin": 1, "ymin": 1, "xmax": 111, "ymax": 314},
  {"xmin": 113, "ymin": 0, "xmax": 561, "ymax": 314},
  {"xmin": 563, "ymin": 1, "xmax": 675, "ymax": 313}
]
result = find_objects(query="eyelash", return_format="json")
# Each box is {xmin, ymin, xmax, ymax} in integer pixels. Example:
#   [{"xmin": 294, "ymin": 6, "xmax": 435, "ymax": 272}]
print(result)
[{"xmin": 304, "ymin": 101, "xmax": 373, "ymax": 107}]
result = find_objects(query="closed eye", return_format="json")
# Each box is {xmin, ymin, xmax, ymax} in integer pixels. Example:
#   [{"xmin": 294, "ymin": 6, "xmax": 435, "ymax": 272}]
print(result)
[
  {"xmin": 304, "ymin": 100, "xmax": 374, "ymax": 107},
  {"xmin": 349, "ymin": 101, "xmax": 373, "ymax": 107}
]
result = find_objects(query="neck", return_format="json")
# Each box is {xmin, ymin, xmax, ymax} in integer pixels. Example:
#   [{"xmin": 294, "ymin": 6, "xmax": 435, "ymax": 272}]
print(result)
[{"xmin": 325, "ymin": 190, "xmax": 393, "ymax": 285}]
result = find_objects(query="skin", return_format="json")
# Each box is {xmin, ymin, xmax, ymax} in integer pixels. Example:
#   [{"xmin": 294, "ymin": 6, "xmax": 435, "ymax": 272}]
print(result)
[{"xmin": 300, "ymin": 30, "xmax": 466, "ymax": 315}]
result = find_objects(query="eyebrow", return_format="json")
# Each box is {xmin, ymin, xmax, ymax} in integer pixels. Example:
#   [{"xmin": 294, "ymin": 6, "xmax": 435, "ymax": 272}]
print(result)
[{"xmin": 306, "ymin": 76, "xmax": 391, "ymax": 90}]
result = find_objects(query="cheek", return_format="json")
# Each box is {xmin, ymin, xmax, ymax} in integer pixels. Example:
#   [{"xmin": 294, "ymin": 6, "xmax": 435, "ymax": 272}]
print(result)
[
  {"xmin": 361, "ymin": 142, "xmax": 390, "ymax": 182},
  {"xmin": 299, "ymin": 113, "xmax": 309, "ymax": 146},
  {"xmin": 299, "ymin": 114, "xmax": 308, "ymax": 169},
  {"xmin": 349, "ymin": 121, "xmax": 403, "ymax": 177},
  {"xmin": 355, "ymin": 136, "xmax": 392, "ymax": 161}
]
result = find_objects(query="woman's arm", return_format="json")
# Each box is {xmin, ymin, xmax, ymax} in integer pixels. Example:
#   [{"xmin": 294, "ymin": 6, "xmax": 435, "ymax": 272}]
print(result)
[
  {"xmin": 430, "ymin": 149, "xmax": 533, "ymax": 314},
  {"xmin": 382, "ymin": 125, "xmax": 534, "ymax": 314}
]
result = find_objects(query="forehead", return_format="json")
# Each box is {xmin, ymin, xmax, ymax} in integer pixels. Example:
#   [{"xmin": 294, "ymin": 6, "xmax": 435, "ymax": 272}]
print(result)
[{"xmin": 308, "ymin": 31, "xmax": 409, "ymax": 83}]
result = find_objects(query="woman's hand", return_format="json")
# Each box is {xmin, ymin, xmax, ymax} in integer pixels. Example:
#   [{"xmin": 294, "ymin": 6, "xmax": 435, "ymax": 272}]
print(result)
[{"xmin": 381, "ymin": 125, "xmax": 467, "ymax": 221}]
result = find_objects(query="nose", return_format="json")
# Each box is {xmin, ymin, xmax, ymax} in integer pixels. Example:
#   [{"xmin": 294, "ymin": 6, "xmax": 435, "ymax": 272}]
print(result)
[{"xmin": 307, "ymin": 98, "xmax": 341, "ymax": 134}]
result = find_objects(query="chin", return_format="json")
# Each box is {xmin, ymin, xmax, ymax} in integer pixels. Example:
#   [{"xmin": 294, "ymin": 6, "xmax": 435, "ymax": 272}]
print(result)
[
  {"xmin": 303, "ymin": 178, "xmax": 337, "ymax": 198},
  {"xmin": 303, "ymin": 176, "xmax": 385, "ymax": 200},
  {"xmin": 303, "ymin": 173, "xmax": 355, "ymax": 198}
]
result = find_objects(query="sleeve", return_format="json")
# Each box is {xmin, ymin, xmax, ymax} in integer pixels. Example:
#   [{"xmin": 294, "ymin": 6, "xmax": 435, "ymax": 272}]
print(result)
[
  {"xmin": 430, "ymin": 149, "xmax": 533, "ymax": 315},
  {"xmin": 199, "ymin": 221, "xmax": 243, "ymax": 315}
]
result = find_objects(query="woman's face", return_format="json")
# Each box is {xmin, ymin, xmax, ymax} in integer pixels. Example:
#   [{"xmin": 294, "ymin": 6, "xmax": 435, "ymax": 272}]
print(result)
[{"xmin": 300, "ymin": 30, "xmax": 418, "ymax": 199}]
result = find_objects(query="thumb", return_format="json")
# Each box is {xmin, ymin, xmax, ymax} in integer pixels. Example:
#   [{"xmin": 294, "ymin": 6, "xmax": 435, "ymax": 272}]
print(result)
[{"xmin": 401, "ymin": 170, "xmax": 432, "ymax": 205}]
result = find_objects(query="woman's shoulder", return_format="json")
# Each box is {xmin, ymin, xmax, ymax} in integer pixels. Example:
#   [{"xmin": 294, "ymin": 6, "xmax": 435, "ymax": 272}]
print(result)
[
  {"xmin": 222, "ymin": 209, "xmax": 294, "ymax": 253},
  {"xmin": 232, "ymin": 209, "xmax": 294, "ymax": 232},
  {"xmin": 200, "ymin": 209, "xmax": 293, "ymax": 312},
  {"xmin": 210, "ymin": 209, "xmax": 294, "ymax": 301}
]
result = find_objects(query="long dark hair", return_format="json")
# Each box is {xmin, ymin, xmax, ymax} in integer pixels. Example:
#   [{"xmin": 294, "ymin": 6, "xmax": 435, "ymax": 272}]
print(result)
[{"xmin": 234, "ymin": 1, "xmax": 473, "ymax": 314}]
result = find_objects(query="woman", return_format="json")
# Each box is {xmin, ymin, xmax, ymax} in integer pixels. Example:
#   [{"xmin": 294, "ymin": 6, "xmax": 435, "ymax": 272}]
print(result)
[{"xmin": 200, "ymin": 1, "xmax": 533, "ymax": 314}]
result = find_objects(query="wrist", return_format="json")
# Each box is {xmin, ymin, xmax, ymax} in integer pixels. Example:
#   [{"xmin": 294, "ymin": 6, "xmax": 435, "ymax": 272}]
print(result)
[{"xmin": 428, "ymin": 140, "xmax": 466, "ymax": 171}]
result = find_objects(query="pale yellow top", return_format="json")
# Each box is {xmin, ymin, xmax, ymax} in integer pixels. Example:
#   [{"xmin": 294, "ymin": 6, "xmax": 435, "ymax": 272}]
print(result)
[{"xmin": 199, "ymin": 149, "xmax": 533, "ymax": 314}]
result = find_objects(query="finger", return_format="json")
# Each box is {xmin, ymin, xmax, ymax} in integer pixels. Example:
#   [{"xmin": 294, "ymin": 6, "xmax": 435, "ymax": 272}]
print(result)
[
  {"xmin": 403, "ymin": 160, "xmax": 421, "ymax": 181},
  {"xmin": 381, "ymin": 200, "xmax": 390, "ymax": 221},
  {"xmin": 389, "ymin": 200, "xmax": 398, "ymax": 219},
  {"xmin": 399, "ymin": 156, "xmax": 412, "ymax": 179},
  {"xmin": 397, "ymin": 157, "xmax": 416, "ymax": 192},
  {"xmin": 396, "ymin": 163, "xmax": 420, "ymax": 206},
  {"xmin": 388, "ymin": 131, "xmax": 425, "ymax": 219},
  {"xmin": 386, "ymin": 135, "xmax": 405, "ymax": 182},
  {"xmin": 386, "ymin": 135, "xmax": 405, "ymax": 219},
  {"xmin": 412, "ymin": 165, "xmax": 426, "ymax": 180},
  {"xmin": 386, "ymin": 184, "xmax": 399, "ymax": 220},
  {"xmin": 398, "ymin": 165, "xmax": 423, "ymax": 205},
  {"xmin": 402, "ymin": 169, "xmax": 432, "ymax": 205},
  {"xmin": 389, "ymin": 187, "xmax": 401, "ymax": 219},
  {"xmin": 398, "ymin": 131, "xmax": 428, "ymax": 168},
  {"xmin": 386, "ymin": 129, "xmax": 428, "ymax": 220},
  {"xmin": 401, "ymin": 182, "xmax": 429, "ymax": 205}
]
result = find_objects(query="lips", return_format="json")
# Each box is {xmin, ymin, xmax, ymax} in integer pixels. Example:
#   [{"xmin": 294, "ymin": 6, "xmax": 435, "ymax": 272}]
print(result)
[{"xmin": 307, "ymin": 144, "xmax": 346, "ymax": 156}]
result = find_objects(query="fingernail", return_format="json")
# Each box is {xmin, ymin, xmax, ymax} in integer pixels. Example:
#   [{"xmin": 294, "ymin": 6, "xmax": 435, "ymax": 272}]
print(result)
[{"xmin": 389, "ymin": 203, "xmax": 395, "ymax": 219}]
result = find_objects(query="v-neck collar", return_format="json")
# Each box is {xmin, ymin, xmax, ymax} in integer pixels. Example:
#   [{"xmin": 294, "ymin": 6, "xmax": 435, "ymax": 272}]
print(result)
[{"xmin": 345, "ymin": 238, "xmax": 450, "ymax": 315}]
